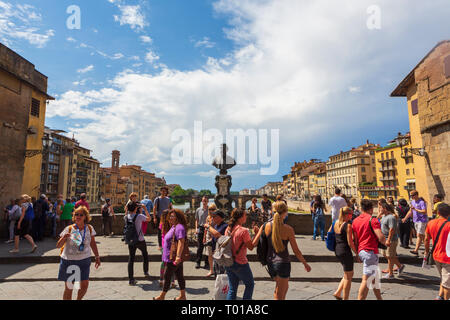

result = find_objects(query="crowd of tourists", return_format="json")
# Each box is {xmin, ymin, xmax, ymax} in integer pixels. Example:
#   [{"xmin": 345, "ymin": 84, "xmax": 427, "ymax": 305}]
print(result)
[{"xmin": 2, "ymin": 188, "xmax": 449, "ymax": 301}]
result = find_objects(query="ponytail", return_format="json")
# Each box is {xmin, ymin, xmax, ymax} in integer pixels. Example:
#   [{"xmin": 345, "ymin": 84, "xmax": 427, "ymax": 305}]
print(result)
[{"xmin": 272, "ymin": 201, "xmax": 288, "ymax": 253}]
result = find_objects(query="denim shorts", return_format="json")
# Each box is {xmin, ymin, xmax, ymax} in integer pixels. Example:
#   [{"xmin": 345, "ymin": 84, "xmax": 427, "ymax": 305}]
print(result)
[
  {"xmin": 58, "ymin": 257, "xmax": 91, "ymax": 282},
  {"xmin": 267, "ymin": 262, "xmax": 291, "ymax": 279}
]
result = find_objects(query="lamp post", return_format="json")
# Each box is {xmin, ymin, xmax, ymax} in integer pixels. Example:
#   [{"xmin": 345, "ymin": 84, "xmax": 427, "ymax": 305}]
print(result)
[{"xmin": 394, "ymin": 132, "xmax": 426, "ymax": 158}]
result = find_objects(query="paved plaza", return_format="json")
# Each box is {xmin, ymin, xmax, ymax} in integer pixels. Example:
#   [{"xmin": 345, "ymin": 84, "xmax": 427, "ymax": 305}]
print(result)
[{"xmin": 0, "ymin": 234, "xmax": 442, "ymax": 300}]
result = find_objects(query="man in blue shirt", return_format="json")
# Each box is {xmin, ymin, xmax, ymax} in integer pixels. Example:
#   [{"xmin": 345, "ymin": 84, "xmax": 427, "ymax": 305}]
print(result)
[{"xmin": 141, "ymin": 195, "xmax": 154, "ymax": 218}]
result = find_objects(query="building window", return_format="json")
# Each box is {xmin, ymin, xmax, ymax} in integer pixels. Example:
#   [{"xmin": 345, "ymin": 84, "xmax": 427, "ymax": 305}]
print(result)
[
  {"xmin": 361, "ymin": 167, "xmax": 366, "ymax": 172},
  {"xmin": 31, "ymin": 98, "xmax": 40, "ymax": 117},
  {"xmin": 406, "ymin": 169, "xmax": 410, "ymax": 176},
  {"xmin": 411, "ymin": 99, "xmax": 419, "ymax": 115}
]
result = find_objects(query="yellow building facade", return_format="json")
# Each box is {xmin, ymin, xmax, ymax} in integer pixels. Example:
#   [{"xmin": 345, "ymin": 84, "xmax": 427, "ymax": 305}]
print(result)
[
  {"xmin": 374, "ymin": 133, "xmax": 416, "ymax": 201},
  {"xmin": 21, "ymin": 91, "xmax": 50, "ymax": 198},
  {"xmin": 391, "ymin": 41, "xmax": 450, "ymax": 209}
]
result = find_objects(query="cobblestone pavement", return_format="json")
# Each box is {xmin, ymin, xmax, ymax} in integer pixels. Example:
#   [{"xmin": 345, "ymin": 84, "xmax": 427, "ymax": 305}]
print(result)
[
  {"xmin": 0, "ymin": 279, "xmax": 438, "ymax": 300},
  {"xmin": 0, "ymin": 235, "xmax": 443, "ymax": 300}
]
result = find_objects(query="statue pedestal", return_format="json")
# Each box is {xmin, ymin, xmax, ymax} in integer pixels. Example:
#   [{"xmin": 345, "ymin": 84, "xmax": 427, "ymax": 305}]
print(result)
[{"xmin": 214, "ymin": 174, "xmax": 233, "ymax": 217}]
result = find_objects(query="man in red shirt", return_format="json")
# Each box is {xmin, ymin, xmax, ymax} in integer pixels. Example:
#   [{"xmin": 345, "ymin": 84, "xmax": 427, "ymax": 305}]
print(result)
[
  {"xmin": 75, "ymin": 193, "xmax": 90, "ymax": 211},
  {"xmin": 352, "ymin": 199, "xmax": 386, "ymax": 300},
  {"xmin": 425, "ymin": 203, "xmax": 450, "ymax": 300}
]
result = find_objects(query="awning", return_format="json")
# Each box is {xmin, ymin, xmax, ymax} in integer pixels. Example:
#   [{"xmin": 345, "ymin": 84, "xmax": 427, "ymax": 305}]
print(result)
[{"xmin": 406, "ymin": 179, "xmax": 416, "ymax": 184}]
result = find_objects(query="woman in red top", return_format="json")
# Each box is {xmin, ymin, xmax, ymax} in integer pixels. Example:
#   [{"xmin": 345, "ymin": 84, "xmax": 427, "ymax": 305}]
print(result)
[{"xmin": 225, "ymin": 208, "xmax": 263, "ymax": 300}]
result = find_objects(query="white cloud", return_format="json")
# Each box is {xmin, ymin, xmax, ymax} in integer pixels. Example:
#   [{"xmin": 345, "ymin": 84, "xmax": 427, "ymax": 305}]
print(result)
[
  {"xmin": 77, "ymin": 65, "xmax": 94, "ymax": 74},
  {"xmin": 49, "ymin": 0, "xmax": 450, "ymax": 178},
  {"xmin": 140, "ymin": 35, "xmax": 152, "ymax": 43},
  {"xmin": 0, "ymin": 1, "xmax": 54, "ymax": 47},
  {"xmin": 113, "ymin": 5, "xmax": 148, "ymax": 31},
  {"xmin": 145, "ymin": 50, "xmax": 160, "ymax": 63},
  {"xmin": 349, "ymin": 86, "xmax": 361, "ymax": 93},
  {"xmin": 194, "ymin": 37, "xmax": 215, "ymax": 49}
]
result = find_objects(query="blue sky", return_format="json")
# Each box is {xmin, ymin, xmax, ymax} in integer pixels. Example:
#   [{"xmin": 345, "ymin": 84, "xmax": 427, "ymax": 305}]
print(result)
[{"xmin": 2, "ymin": 0, "xmax": 450, "ymax": 192}]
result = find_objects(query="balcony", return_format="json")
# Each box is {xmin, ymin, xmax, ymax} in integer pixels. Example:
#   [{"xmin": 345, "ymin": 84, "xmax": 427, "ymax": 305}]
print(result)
[
  {"xmin": 380, "ymin": 176, "xmax": 396, "ymax": 181},
  {"xmin": 378, "ymin": 158, "xmax": 397, "ymax": 164},
  {"xmin": 379, "ymin": 166, "xmax": 395, "ymax": 172}
]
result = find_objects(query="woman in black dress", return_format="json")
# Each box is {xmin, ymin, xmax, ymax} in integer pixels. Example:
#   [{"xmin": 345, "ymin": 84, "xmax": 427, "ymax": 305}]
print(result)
[{"xmin": 330, "ymin": 206, "xmax": 358, "ymax": 300}]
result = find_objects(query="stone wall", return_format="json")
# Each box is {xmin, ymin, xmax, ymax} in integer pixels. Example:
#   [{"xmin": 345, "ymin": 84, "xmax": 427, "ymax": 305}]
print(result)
[
  {"xmin": 415, "ymin": 41, "xmax": 450, "ymax": 200},
  {"xmin": 0, "ymin": 212, "xmax": 332, "ymax": 238}
]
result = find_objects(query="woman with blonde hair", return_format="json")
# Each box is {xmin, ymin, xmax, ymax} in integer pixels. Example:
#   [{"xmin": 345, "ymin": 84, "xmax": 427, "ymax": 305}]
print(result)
[
  {"xmin": 56, "ymin": 206, "xmax": 100, "ymax": 300},
  {"xmin": 9, "ymin": 195, "xmax": 37, "ymax": 254},
  {"xmin": 330, "ymin": 206, "xmax": 358, "ymax": 300},
  {"xmin": 264, "ymin": 201, "xmax": 312, "ymax": 300}
]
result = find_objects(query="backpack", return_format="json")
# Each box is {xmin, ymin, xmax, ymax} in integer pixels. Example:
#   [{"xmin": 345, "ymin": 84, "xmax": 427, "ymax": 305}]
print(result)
[
  {"xmin": 60, "ymin": 224, "xmax": 93, "ymax": 255},
  {"xmin": 102, "ymin": 205, "xmax": 110, "ymax": 218},
  {"xmin": 256, "ymin": 222, "xmax": 269, "ymax": 266},
  {"xmin": 213, "ymin": 226, "xmax": 245, "ymax": 267},
  {"xmin": 326, "ymin": 220, "xmax": 336, "ymax": 251},
  {"xmin": 10, "ymin": 206, "xmax": 22, "ymax": 221},
  {"xmin": 25, "ymin": 204, "xmax": 34, "ymax": 221},
  {"xmin": 123, "ymin": 214, "xmax": 141, "ymax": 246},
  {"xmin": 34, "ymin": 201, "xmax": 44, "ymax": 219}
]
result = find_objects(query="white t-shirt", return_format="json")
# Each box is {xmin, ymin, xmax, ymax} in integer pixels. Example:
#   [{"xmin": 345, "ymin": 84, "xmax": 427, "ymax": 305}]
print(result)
[
  {"xmin": 60, "ymin": 224, "xmax": 96, "ymax": 260},
  {"xmin": 328, "ymin": 196, "xmax": 347, "ymax": 221}
]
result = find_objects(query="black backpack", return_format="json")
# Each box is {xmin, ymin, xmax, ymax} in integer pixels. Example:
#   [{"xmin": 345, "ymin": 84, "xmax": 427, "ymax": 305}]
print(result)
[
  {"xmin": 102, "ymin": 205, "xmax": 110, "ymax": 217},
  {"xmin": 256, "ymin": 222, "xmax": 269, "ymax": 266},
  {"xmin": 123, "ymin": 214, "xmax": 141, "ymax": 246},
  {"xmin": 34, "ymin": 200, "xmax": 44, "ymax": 219}
]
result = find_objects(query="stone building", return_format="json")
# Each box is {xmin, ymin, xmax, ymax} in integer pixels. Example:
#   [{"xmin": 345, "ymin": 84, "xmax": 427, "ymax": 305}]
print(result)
[
  {"xmin": 40, "ymin": 127, "xmax": 101, "ymax": 206},
  {"xmin": 391, "ymin": 40, "xmax": 450, "ymax": 207},
  {"xmin": 327, "ymin": 141, "xmax": 379, "ymax": 201},
  {"xmin": 0, "ymin": 43, "xmax": 53, "ymax": 207},
  {"xmin": 100, "ymin": 150, "xmax": 164, "ymax": 207}
]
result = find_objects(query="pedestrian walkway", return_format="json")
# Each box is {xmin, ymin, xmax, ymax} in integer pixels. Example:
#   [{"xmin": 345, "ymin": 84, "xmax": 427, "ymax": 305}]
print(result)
[{"xmin": 0, "ymin": 234, "xmax": 441, "ymax": 300}]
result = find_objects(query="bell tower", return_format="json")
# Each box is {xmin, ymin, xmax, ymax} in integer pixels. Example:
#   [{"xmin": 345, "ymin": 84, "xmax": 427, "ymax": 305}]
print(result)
[{"xmin": 112, "ymin": 150, "xmax": 120, "ymax": 173}]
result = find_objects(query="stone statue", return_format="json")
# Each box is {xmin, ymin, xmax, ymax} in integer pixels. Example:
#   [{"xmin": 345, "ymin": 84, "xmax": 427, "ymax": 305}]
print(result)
[{"xmin": 212, "ymin": 144, "xmax": 235, "ymax": 216}]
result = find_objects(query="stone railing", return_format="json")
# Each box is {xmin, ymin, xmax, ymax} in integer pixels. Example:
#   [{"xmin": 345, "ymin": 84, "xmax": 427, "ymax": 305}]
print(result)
[{"xmin": 0, "ymin": 211, "xmax": 332, "ymax": 240}]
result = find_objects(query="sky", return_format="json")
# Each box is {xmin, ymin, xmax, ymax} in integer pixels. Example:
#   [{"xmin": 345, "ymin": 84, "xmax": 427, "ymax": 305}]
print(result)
[{"xmin": 1, "ymin": 0, "xmax": 450, "ymax": 192}]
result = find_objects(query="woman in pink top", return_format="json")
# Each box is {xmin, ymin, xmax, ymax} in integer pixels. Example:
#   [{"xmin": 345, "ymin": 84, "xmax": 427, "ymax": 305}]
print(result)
[{"xmin": 225, "ymin": 208, "xmax": 263, "ymax": 300}]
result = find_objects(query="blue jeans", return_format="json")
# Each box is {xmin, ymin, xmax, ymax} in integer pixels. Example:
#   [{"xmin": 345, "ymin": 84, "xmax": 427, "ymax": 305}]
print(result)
[
  {"xmin": 225, "ymin": 261, "xmax": 254, "ymax": 300},
  {"xmin": 313, "ymin": 215, "xmax": 325, "ymax": 240}
]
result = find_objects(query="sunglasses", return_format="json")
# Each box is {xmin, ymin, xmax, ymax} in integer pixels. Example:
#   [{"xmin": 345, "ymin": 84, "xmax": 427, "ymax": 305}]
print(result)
[
  {"xmin": 74, "ymin": 213, "xmax": 85, "ymax": 217},
  {"xmin": 169, "ymin": 215, "xmax": 176, "ymax": 219}
]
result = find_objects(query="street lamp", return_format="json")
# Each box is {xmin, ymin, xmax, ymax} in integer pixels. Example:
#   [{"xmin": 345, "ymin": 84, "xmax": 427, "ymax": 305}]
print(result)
[{"xmin": 394, "ymin": 132, "xmax": 426, "ymax": 158}]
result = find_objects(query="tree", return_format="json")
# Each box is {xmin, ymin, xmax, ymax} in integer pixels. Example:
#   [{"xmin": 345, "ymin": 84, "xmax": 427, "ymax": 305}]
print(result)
[{"xmin": 199, "ymin": 189, "xmax": 213, "ymax": 196}]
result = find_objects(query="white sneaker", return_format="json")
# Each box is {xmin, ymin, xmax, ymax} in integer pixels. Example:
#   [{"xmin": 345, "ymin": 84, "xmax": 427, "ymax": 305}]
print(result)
[
  {"xmin": 9, "ymin": 249, "xmax": 19, "ymax": 253},
  {"xmin": 5, "ymin": 240, "xmax": 13, "ymax": 244},
  {"xmin": 382, "ymin": 273, "xmax": 395, "ymax": 279}
]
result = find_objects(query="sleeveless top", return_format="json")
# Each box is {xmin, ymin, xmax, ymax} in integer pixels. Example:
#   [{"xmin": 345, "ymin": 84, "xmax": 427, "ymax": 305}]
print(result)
[
  {"xmin": 335, "ymin": 221, "xmax": 352, "ymax": 256},
  {"xmin": 267, "ymin": 223, "xmax": 290, "ymax": 263}
]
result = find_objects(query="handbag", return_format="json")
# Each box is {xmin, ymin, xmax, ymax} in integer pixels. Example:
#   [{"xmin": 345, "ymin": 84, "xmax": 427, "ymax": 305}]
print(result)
[
  {"xmin": 326, "ymin": 220, "xmax": 337, "ymax": 251},
  {"xmin": 368, "ymin": 218, "xmax": 387, "ymax": 250},
  {"xmin": 169, "ymin": 225, "xmax": 191, "ymax": 262},
  {"xmin": 425, "ymin": 220, "xmax": 449, "ymax": 266}
]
